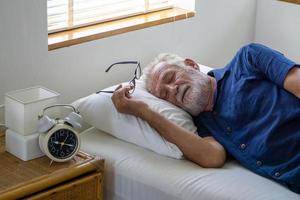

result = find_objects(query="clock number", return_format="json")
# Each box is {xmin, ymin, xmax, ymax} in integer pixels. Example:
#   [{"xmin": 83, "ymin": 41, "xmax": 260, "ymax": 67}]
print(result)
[
  {"xmin": 60, "ymin": 151, "xmax": 65, "ymax": 157},
  {"xmin": 48, "ymin": 129, "xmax": 78, "ymax": 160},
  {"xmin": 69, "ymin": 133, "xmax": 74, "ymax": 140}
]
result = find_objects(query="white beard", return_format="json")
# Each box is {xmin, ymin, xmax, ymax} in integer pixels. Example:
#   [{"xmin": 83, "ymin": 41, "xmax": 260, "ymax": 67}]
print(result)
[{"xmin": 177, "ymin": 72, "xmax": 211, "ymax": 116}]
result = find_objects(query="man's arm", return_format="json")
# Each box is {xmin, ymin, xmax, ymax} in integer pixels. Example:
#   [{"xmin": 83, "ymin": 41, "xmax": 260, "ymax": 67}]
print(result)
[
  {"xmin": 142, "ymin": 106, "xmax": 226, "ymax": 167},
  {"xmin": 111, "ymin": 85, "xmax": 226, "ymax": 168},
  {"xmin": 239, "ymin": 43, "xmax": 298, "ymax": 91},
  {"xmin": 284, "ymin": 66, "xmax": 300, "ymax": 99}
]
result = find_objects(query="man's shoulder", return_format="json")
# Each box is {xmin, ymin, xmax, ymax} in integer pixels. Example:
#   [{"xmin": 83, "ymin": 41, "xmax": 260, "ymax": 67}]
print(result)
[{"xmin": 207, "ymin": 66, "xmax": 228, "ymax": 81}]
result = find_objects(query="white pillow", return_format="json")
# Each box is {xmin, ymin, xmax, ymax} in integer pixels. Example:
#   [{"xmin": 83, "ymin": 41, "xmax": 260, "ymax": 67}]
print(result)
[
  {"xmin": 73, "ymin": 64, "xmax": 212, "ymax": 159},
  {"xmin": 72, "ymin": 80, "xmax": 197, "ymax": 159}
]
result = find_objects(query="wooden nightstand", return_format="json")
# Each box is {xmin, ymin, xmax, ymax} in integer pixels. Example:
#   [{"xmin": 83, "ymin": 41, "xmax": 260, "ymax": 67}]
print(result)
[{"xmin": 0, "ymin": 128, "xmax": 104, "ymax": 200}]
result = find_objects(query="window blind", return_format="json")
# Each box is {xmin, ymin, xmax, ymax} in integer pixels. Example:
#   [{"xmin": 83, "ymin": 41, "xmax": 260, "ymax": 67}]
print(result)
[{"xmin": 48, "ymin": 0, "xmax": 174, "ymax": 33}]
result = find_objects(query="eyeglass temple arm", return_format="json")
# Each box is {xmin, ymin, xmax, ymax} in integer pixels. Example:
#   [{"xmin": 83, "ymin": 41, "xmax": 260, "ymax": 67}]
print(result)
[
  {"xmin": 96, "ymin": 90, "xmax": 114, "ymax": 94},
  {"xmin": 105, "ymin": 61, "xmax": 140, "ymax": 72}
]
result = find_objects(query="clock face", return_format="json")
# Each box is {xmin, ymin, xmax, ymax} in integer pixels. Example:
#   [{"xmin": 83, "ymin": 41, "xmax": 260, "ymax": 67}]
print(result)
[{"xmin": 47, "ymin": 129, "xmax": 78, "ymax": 159}]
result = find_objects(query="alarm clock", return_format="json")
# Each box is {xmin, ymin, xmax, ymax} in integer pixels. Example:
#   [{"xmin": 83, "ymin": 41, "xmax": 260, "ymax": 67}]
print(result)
[{"xmin": 38, "ymin": 104, "xmax": 82, "ymax": 162}]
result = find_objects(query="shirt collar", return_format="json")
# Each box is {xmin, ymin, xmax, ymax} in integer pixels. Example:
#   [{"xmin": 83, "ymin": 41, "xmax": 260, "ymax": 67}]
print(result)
[{"xmin": 207, "ymin": 67, "xmax": 229, "ymax": 111}]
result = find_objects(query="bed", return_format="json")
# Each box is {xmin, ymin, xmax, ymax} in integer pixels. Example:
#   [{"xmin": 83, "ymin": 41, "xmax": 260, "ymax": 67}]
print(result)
[
  {"xmin": 80, "ymin": 127, "xmax": 299, "ymax": 200},
  {"xmin": 75, "ymin": 63, "xmax": 299, "ymax": 200}
]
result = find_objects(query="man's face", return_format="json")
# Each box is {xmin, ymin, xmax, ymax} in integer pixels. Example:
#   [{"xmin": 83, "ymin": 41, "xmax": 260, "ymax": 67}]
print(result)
[{"xmin": 148, "ymin": 61, "xmax": 211, "ymax": 116}]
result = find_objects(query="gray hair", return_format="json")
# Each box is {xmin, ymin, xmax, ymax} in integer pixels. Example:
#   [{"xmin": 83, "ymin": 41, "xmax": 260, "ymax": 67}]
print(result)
[{"xmin": 140, "ymin": 53, "xmax": 186, "ymax": 90}]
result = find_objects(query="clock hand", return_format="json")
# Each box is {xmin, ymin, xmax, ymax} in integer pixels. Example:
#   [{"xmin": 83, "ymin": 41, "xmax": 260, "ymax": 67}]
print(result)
[
  {"xmin": 52, "ymin": 141, "xmax": 65, "ymax": 150},
  {"xmin": 61, "ymin": 135, "xmax": 69, "ymax": 150},
  {"xmin": 52, "ymin": 141, "xmax": 65, "ymax": 149},
  {"xmin": 63, "ymin": 143, "xmax": 75, "ymax": 147},
  {"xmin": 63, "ymin": 135, "xmax": 69, "ymax": 143}
]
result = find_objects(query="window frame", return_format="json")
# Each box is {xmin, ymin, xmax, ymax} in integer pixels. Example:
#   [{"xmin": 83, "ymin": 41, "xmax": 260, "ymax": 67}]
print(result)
[
  {"xmin": 48, "ymin": 7, "xmax": 195, "ymax": 50},
  {"xmin": 47, "ymin": 0, "xmax": 175, "ymax": 34},
  {"xmin": 278, "ymin": 0, "xmax": 300, "ymax": 4}
]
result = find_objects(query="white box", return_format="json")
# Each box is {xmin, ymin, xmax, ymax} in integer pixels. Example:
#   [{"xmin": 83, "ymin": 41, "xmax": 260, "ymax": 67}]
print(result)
[
  {"xmin": 5, "ymin": 86, "xmax": 60, "ymax": 135},
  {"xmin": 5, "ymin": 129, "xmax": 45, "ymax": 161}
]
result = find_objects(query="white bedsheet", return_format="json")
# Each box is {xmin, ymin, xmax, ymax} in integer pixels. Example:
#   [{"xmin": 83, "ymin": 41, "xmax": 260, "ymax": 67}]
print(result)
[{"xmin": 80, "ymin": 127, "xmax": 299, "ymax": 200}]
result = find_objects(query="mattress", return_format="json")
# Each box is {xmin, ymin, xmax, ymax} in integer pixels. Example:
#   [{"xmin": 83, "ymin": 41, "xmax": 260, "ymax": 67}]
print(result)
[{"xmin": 80, "ymin": 127, "xmax": 299, "ymax": 200}]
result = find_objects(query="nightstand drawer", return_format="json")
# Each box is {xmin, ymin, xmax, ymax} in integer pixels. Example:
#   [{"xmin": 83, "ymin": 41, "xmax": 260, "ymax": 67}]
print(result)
[{"xmin": 25, "ymin": 172, "xmax": 103, "ymax": 200}]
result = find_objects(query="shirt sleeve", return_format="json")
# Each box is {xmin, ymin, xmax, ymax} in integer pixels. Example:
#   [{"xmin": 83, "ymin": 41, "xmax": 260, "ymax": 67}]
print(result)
[{"xmin": 241, "ymin": 43, "xmax": 296, "ymax": 87}]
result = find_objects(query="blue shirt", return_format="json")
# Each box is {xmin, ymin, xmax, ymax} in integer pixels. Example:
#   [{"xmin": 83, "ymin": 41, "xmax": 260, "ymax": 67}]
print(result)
[{"xmin": 193, "ymin": 43, "xmax": 300, "ymax": 193}]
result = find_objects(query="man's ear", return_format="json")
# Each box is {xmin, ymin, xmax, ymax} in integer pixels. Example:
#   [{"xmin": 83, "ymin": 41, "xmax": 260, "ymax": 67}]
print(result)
[{"xmin": 184, "ymin": 58, "xmax": 200, "ymax": 70}]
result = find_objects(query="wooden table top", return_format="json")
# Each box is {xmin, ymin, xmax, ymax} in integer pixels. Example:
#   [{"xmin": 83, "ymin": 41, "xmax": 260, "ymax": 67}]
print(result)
[{"xmin": 0, "ymin": 128, "xmax": 104, "ymax": 199}]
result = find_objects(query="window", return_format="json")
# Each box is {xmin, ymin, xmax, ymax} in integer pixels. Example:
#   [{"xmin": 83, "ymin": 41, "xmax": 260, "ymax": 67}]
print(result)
[
  {"xmin": 47, "ymin": 0, "xmax": 195, "ymax": 50},
  {"xmin": 48, "ymin": 0, "xmax": 174, "ymax": 33}
]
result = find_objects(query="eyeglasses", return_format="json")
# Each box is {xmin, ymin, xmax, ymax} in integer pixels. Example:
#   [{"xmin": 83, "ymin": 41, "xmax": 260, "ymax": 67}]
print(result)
[{"xmin": 96, "ymin": 61, "xmax": 141, "ymax": 94}]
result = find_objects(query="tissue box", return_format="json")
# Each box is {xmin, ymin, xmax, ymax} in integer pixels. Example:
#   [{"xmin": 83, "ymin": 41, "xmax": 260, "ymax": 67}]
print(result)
[
  {"xmin": 5, "ymin": 129, "xmax": 44, "ymax": 161},
  {"xmin": 5, "ymin": 86, "xmax": 60, "ymax": 135}
]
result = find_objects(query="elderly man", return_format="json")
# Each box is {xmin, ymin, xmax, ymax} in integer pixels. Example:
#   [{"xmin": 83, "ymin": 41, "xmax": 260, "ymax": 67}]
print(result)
[{"xmin": 111, "ymin": 43, "xmax": 300, "ymax": 193}]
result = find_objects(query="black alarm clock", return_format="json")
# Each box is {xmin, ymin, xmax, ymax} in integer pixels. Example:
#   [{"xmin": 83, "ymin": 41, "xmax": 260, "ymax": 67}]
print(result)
[{"xmin": 38, "ymin": 105, "xmax": 82, "ymax": 162}]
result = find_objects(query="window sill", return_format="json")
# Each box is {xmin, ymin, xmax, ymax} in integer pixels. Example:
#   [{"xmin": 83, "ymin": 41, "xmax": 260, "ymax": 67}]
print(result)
[
  {"xmin": 48, "ymin": 8, "xmax": 195, "ymax": 51},
  {"xmin": 278, "ymin": 0, "xmax": 300, "ymax": 4}
]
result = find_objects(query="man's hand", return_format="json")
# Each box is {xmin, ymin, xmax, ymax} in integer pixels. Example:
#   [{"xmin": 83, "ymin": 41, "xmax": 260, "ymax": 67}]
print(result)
[{"xmin": 111, "ymin": 84, "xmax": 149, "ymax": 117}]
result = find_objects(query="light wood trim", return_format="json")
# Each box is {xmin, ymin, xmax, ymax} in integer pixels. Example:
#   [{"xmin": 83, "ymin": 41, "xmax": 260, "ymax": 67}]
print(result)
[
  {"xmin": 0, "ymin": 159, "xmax": 104, "ymax": 200},
  {"xmin": 278, "ymin": 0, "xmax": 300, "ymax": 4},
  {"xmin": 48, "ymin": 7, "xmax": 195, "ymax": 50}
]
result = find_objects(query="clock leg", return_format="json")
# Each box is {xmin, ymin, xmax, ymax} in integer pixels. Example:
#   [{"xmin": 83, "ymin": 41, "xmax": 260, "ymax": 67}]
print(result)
[{"xmin": 49, "ymin": 160, "xmax": 54, "ymax": 167}]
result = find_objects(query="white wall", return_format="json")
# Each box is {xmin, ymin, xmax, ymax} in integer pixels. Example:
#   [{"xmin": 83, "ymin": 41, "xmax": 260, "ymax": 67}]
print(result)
[
  {"xmin": 255, "ymin": 0, "xmax": 300, "ymax": 63},
  {"xmin": 0, "ymin": 0, "xmax": 256, "ymax": 117}
]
